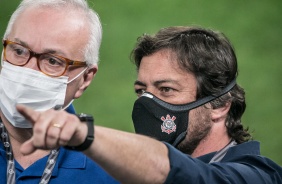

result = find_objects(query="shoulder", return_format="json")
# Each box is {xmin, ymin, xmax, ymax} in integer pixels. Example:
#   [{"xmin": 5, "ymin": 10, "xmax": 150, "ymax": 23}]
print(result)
[
  {"xmin": 57, "ymin": 147, "xmax": 119, "ymax": 183},
  {"xmin": 223, "ymin": 141, "xmax": 282, "ymax": 178},
  {"xmin": 163, "ymin": 141, "xmax": 282, "ymax": 184}
]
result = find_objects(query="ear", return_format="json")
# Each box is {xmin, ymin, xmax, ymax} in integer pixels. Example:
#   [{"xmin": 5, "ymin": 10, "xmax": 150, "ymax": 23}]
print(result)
[
  {"xmin": 74, "ymin": 65, "xmax": 98, "ymax": 99},
  {"xmin": 211, "ymin": 102, "xmax": 231, "ymax": 123}
]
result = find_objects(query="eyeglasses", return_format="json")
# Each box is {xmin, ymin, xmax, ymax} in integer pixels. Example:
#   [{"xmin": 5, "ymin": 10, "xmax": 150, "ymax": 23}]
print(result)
[{"xmin": 2, "ymin": 40, "xmax": 87, "ymax": 77}]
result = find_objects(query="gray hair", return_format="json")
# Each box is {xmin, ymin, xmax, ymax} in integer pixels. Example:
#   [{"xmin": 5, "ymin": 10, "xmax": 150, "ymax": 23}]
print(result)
[{"xmin": 3, "ymin": 0, "xmax": 102, "ymax": 66}]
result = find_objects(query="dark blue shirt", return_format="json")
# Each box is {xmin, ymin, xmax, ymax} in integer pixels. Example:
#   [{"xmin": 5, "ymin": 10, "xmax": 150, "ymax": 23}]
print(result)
[
  {"xmin": 65, "ymin": 104, "xmax": 76, "ymax": 114},
  {"xmin": 165, "ymin": 141, "xmax": 282, "ymax": 184},
  {"xmin": 0, "ymin": 143, "xmax": 119, "ymax": 184}
]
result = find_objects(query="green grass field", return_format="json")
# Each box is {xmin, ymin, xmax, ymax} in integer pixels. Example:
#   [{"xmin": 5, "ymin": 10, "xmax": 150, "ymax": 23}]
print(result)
[{"xmin": 1, "ymin": 0, "xmax": 282, "ymax": 165}]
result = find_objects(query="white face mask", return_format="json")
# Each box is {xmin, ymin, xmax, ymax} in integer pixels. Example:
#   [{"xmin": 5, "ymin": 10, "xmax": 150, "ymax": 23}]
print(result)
[{"xmin": 0, "ymin": 62, "xmax": 87, "ymax": 128}]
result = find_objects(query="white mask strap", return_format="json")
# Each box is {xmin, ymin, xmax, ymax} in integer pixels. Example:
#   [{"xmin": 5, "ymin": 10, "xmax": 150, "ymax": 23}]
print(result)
[
  {"xmin": 1, "ymin": 51, "xmax": 4, "ymax": 68},
  {"xmin": 62, "ymin": 99, "xmax": 74, "ymax": 110},
  {"xmin": 67, "ymin": 67, "xmax": 88, "ymax": 84}
]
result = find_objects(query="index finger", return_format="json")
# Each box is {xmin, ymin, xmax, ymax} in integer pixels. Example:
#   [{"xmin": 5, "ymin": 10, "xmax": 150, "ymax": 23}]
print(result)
[{"xmin": 16, "ymin": 104, "xmax": 40, "ymax": 126}]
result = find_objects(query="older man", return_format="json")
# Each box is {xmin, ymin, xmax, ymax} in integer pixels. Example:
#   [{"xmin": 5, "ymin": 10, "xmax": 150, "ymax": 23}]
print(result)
[{"xmin": 0, "ymin": 0, "xmax": 118, "ymax": 183}]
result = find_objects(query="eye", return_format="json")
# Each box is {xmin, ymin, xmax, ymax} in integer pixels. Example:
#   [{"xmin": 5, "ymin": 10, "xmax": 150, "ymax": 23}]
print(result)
[
  {"xmin": 134, "ymin": 88, "xmax": 145, "ymax": 97},
  {"xmin": 15, "ymin": 48, "xmax": 24, "ymax": 55},
  {"xmin": 41, "ymin": 55, "xmax": 65, "ymax": 67},
  {"xmin": 48, "ymin": 58, "xmax": 61, "ymax": 65},
  {"xmin": 9, "ymin": 44, "xmax": 29, "ymax": 57},
  {"xmin": 160, "ymin": 87, "xmax": 173, "ymax": 93},
  {"xmin": 159, "ymin": 87, "xmax": 177, "ymax": 98}
]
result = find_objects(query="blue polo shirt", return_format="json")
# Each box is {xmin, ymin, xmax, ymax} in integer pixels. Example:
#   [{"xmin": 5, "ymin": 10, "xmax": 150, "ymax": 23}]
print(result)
[
  {"xmin": 0, "ymin": 143, "xmax": 119, "ymax": 184},
  {"xmin": 164, "ymin": 141, "xmax": 282, "ymax": 183},
  {"xmin": 65, "ymin": 104, "xmax": 76, "ymax": 114}
]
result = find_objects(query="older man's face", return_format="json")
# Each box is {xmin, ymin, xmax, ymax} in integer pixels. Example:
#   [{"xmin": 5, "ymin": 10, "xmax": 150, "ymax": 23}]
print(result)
[{"xmin": 7, "ymin": 6, "xmax": 93, "ymax": 106}]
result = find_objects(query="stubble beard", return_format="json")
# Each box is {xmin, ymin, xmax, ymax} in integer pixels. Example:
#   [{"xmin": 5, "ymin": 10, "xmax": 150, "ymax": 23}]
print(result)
[{"xmin": 177, "ymin": 106, "xmax": 212, "ymax": 155}]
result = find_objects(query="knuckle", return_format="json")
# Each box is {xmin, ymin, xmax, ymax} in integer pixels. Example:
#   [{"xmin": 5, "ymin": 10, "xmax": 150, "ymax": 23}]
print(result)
[
  {"xmin": 47, "ymin": 131, "xmax": 59, "ymax": 140},
  {"xmin": 34, "ymin": 126, "xmax": 45, "ymax": 135}
]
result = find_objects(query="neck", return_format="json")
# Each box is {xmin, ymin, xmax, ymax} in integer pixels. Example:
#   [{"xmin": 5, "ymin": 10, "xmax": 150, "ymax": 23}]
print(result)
[
  {"xmin": 191, "ymin": 121, "xmax": 231, "ymax": 158},
  {"xmin": 1, "ymin": 112, "xmax": 50, "ymax": 169}
]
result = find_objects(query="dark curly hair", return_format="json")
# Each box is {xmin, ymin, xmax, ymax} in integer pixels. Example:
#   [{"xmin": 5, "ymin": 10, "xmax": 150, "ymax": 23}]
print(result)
[{"xmin": 131, "ymin": 26, "xmax": 251, "ymax": 144}]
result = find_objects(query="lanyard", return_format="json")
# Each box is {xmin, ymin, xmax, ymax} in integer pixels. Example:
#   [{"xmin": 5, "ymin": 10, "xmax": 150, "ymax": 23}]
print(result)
[{"xmin": 0, "ymin": 122, "xmax": 59, "ymax": 184}]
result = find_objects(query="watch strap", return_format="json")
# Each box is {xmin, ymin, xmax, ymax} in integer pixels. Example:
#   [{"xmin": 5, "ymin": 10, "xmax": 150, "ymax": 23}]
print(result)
[{"xmin": 65, "ymin": 113, "xmax": 94, "ymax": 151}]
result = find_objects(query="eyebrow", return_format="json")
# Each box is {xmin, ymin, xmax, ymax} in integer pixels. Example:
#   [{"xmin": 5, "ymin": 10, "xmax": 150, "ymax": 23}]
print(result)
[
  {"xmin": 134, "ymin": 80, "xmax": 146, "ymax": 86},
  {"xmin": 134, "ymin": 79, "xmax": 179, "ymax": 87},
  {"xmin": 154, "ymin": 79, "xmax": 179, "ymax": 86},
  {"xmin": 14, "ymin": 38, "xmax": 28, "ymax": 47},
  {"xmin": 14, "ymin": 38, "xmax": 66, "ymax": 56}
]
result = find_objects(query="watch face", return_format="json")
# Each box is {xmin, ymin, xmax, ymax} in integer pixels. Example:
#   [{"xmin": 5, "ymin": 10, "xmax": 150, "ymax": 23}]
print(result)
[{"xmin": 77, "ymin": 113, "xmax": 94, "ymax": 122}]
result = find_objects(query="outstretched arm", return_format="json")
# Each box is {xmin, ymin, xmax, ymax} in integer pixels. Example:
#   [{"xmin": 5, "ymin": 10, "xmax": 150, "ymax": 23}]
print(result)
[{"xmin": 17, "ymin": 105, "xmax": 170, "ymax": 184}]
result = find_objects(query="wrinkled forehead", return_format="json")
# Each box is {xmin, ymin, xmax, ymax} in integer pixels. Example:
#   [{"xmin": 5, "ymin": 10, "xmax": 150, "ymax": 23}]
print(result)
[
  {"xmin": 21, "ymin": 2, "xmax": 84, "ymax": 16},
  {"xmin": 8, "ymin": 6, "xmax": 89, "ymax": 59},
  {"xmin": 138, "ymin": 49, "xmax": 180, "ymax": 67},
  {"xmin": 9, "ymin": 4, "xmax": 88, "ymax": 36},
  {"xmin": 19, "ymin": 5, "xmax": 86, "ymax": 26}
]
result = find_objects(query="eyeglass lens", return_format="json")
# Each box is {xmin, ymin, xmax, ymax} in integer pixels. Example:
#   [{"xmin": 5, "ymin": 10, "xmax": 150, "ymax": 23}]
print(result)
[{"xmin": 4, "ymin": 41, "xmax": 67, "ymax": 76}]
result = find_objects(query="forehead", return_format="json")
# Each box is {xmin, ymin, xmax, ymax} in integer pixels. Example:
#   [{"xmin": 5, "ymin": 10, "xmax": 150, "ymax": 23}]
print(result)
[
  {"xmin": 9, "ymin": 6, "xmax": 89, "ymax": 59},
  {"xmin": 137, "ymin": 49, "xmax": 197, "ymax": 103},
  {"xmin": 138, "ymin": 49, "xmax": 196, "ymax": 85},
  {"xmin": 139, "ymin": 49, "xmax": 188, "ymax": 76},
  {"xmin": 13, "ymin": 6, "xmax": 87, "ymax": 35}
]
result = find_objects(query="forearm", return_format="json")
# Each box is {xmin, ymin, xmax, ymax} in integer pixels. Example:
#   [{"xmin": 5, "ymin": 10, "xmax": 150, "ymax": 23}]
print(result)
[
  {"xmin": 16, "ymin": 105, "xmax": 170, "ymax": 183},
  {"xmin": 84, "ymin": 126, "xmax": 170, "ymax": 184}
]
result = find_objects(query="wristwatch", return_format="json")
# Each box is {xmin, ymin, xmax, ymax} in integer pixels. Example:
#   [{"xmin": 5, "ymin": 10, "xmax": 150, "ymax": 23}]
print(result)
[{"xmin": 65, "ymin": 113, "xmax": 94, "ymax": 151}]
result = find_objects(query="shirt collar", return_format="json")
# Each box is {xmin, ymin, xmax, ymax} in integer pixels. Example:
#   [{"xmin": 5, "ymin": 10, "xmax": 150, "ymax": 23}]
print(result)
[{"xmin": 197, "ymin": 141, "xmax": 261, "ymax": 163}]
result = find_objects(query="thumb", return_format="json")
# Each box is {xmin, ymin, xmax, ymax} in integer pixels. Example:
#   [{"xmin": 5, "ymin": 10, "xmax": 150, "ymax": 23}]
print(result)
[
  {"xmin": 16, "ymin": 104, "xmax": 40, "ymax": 126},
  {"xmin": 20, "ymin": 138, "xmax": 37, "ymax": 155}
]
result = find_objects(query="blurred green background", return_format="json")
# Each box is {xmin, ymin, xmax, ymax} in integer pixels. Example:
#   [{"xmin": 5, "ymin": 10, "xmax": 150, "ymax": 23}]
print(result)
[{"xmin": 1, "ymin": 1, "xmax": 281, "ymax": 164}]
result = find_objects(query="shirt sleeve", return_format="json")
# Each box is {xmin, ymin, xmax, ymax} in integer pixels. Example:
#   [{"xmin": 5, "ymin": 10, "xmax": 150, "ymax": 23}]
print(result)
[{"xmin": 163, "ymin": 142, "xmax": 280, "ymax": 184}]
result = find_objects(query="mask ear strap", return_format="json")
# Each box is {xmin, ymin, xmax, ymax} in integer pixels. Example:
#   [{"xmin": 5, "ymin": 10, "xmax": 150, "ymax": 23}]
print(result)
[
  {"xmin": 67, "ymin": 67, "xmax": 88, "ymax": 84},
  {"xmin": 1, "ymin": 51, "xmax": 4, "ymax": 67},
  {"xmin": 62, "ymin": 99, "xmax": 74, "ymax": 110},
  {"xmin": 170, "ymin": 80, "xmax": 236, "ymax": 148},
  {"xmin": 185, "ymin": 80, "xmax": 236, "ymax": 110},
  {"xmin": 172, "ymin": 131, "xmax": 187, "ymax": 147},
  {"xmin": 148, "ymin": 79, "xmax": 237, "ymax": 112}
]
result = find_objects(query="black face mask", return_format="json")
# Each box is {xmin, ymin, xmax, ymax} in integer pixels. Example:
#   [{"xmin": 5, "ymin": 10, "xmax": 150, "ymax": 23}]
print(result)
[{"xmin": 132, "ymin": 80, "xmax": 236, "ymax": 147}]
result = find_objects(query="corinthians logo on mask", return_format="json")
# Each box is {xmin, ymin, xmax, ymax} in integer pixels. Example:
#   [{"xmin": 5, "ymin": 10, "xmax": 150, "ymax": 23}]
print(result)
[{"xmin": 161, "ymin": 115, "xmax": 176, "ymax": 134}]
